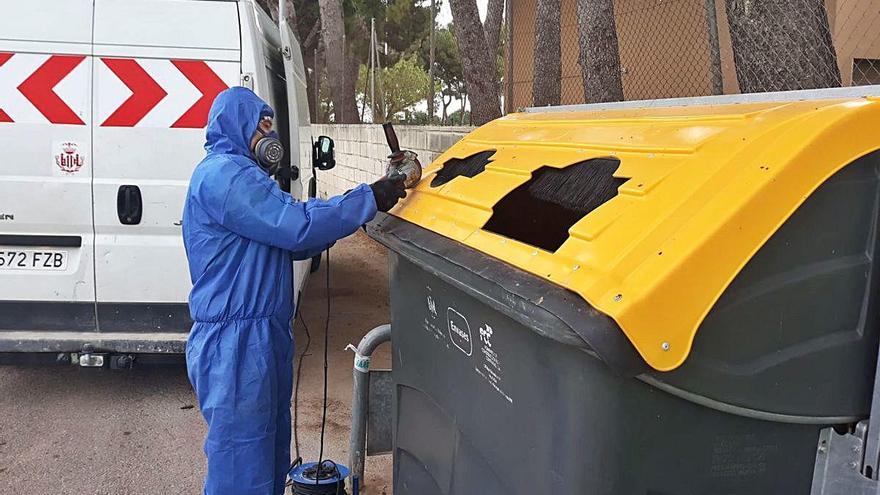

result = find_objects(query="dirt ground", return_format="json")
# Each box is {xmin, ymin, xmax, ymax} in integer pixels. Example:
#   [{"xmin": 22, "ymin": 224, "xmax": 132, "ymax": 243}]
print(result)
[{"xmin": 0, "ymin": 231, "xmax": 394, "ymax": 494}]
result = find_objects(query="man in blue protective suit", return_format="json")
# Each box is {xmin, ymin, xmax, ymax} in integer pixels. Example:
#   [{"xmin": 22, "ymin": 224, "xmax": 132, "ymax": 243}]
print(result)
[{"xmin": 182, "ymin": 86, "xmax": 405, "ymax": 495}]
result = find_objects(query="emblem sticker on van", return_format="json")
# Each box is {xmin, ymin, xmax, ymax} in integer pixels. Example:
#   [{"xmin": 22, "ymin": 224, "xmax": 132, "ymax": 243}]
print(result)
[{"xmin": 53, "ymin": 141, "xmax": 85, "ymax": 176}]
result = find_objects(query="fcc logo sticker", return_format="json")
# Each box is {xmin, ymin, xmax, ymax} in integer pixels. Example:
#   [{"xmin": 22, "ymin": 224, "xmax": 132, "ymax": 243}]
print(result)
[{"xmin": 447, "ymin": 307, "xmax": 473, "ymax": 356}]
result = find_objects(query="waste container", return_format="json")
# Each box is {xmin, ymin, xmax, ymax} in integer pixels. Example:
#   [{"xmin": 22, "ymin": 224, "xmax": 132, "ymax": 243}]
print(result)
[{"xmin": 367, "ymin": 90, "xmax": 880, "ymax": 494}]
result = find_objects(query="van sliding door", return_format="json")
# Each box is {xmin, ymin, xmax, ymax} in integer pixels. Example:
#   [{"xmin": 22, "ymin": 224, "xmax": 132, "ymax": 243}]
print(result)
[{"xmin": 91, "ymin": 0, "xmax": 240, "ymax": 333}]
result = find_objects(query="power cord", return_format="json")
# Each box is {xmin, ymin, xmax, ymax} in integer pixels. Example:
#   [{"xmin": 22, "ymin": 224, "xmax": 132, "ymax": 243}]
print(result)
[
  {"xmin": 290, "ymin": 168, "xmax": 345, "ymax": 494},
  {"xmin": 290, "ymin": 247, "xmax": 344, "ymax": 495},
  {"xmin": 317, "ymin": 247, "xmax": 331, "ymax": 483},
  {"xmin": 289, "ymin": 249, "xmax": 329, "ymax": 467}
]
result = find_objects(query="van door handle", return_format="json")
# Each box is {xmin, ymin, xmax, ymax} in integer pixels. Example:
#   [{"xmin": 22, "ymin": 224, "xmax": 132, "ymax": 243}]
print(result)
[{"xmin": 117, "ymin": 185, "xmax": 142, "ymax": 225}]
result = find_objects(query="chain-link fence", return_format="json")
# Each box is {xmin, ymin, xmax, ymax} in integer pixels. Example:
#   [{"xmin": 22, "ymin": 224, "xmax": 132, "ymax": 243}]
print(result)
[{"xmin": 508, "ymin": 0, "xmax": 880, "ymax": 109}]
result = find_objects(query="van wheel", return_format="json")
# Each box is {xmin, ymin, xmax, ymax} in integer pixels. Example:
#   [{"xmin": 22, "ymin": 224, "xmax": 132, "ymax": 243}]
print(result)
[{"xmin": 310, "ymin": 253, "xmax": 322, "ymax": 273}]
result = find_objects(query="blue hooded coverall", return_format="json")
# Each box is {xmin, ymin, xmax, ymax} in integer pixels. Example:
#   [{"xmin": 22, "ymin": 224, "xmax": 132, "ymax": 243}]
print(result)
[{"xmin": 183, "ymin": 87, "xmax": 377, "ymax": 494}]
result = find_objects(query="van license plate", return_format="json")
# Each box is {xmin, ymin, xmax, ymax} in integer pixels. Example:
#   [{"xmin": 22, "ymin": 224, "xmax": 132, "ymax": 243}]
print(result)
[{"xmin": 0, "ymin": 249, "xmax": 68, "ymax": 271}]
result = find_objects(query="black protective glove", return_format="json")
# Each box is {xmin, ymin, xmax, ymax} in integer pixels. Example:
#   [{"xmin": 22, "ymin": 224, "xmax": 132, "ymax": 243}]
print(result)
[{"xmin": 370, "ymin": 175, "xmax": 407, "ymax": 212}]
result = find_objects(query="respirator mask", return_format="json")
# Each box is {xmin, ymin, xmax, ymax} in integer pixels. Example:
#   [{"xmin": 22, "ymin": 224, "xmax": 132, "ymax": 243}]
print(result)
[{"xmin": 253, "ymin": 120, "xmax": 285, "ymax": 175}]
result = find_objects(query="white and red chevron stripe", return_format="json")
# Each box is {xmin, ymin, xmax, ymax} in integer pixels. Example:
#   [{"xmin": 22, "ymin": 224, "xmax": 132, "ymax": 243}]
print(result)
[
  {"xmin": 0, "ymin": 52, "xmax": 237, "ymax": 128},
  {"xmin": 95, "ymin": 57, "xmax": 237, "ymax": 128},
  {"xmin": 0, "ymin": 52, "xmax": 90, "ymax": 125}
]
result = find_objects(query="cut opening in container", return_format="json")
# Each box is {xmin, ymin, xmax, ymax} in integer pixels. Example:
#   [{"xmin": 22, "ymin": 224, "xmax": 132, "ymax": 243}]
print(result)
[
  {"xmin": 430, "ymin": 150, "xmax": 496, "ymax": 187},
  {"xmin": 483, "ymin": 157, "xmax": 626, "ymax": 252}
]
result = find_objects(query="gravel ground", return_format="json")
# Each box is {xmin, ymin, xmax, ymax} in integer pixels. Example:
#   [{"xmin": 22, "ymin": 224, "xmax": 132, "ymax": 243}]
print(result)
[{"xmin": 0, "ymin": 231, "xmax": 393, "ymax": 494}]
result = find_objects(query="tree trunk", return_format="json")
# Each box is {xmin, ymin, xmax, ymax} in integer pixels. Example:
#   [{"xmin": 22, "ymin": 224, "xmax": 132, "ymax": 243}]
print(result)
[
  {"xmin": 342, "ymin": 49, "xmax": 361, "ymax": 122},
  {"xmin": 576, "ymin": 0, "xmax": 624, "ymax": 103},
  {"xmin": 318, "ymin": 0, "xmax": 360, "ymax": 123},
  {"xmin": 449, "ymin": 0, "xmax": 502, "ymax": 125},
  {"xmin": 533, "ymin": 0, "xmax": 561, "ymax": 106},
  {"xmin": 300, "ymin": 21, "xmax": 321, "ymax": 123},
  {"xmin": 726, "ymin": 0, "xmax": 840, "ymax": 92},
  {"xmin": 484, "ymin": 0, "xmax": 505, "ymax": 56}
]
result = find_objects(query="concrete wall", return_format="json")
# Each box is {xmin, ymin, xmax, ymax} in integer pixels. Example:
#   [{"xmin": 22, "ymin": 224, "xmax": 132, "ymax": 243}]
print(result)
[{"xmin": 311, "ymin": 124, "xmax": 474, "ymax": 198}]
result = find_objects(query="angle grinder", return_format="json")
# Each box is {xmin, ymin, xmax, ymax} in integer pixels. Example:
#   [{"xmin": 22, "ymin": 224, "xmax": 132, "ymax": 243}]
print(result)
[{"xmin": 382, "ymin": 123, "xmax": 422, "ymax": 189}]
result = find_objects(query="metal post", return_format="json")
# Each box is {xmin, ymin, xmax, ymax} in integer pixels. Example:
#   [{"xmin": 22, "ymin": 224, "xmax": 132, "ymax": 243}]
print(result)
[
  {"xmin": 811, "ymin": 296, "xmax": 880, "ymax": 493},
  {"xmin": 342, "ymin": 31, "xmax": 347, "ymax": 123},
  {"xmin": 505, "ymin": 0, "xmax": 514, "ymax": 113},
  {"xmin": 374, "ymin": 30, "xmax": 385, "ymax": 124},
  {"xmin": 428, "ymin": 0, "xmax": 436, "ymax": 123},
  {"xmin": 705, "ymin": 0, "xmax": 723, "ymax": 96},
  {"xmin": 861, "ymin": 336, "xmax": 880, "ymax": 479},
  {"xmin": 348, "ymin": 324, "xmax": 392, "ymax": 486},
  {"xmin": 314, "ymin": 47, "xmax": 320, "ymax": 123},
  {"xmin": 370, "ymin": 18, "xmax": 376, "ymax": 123}
]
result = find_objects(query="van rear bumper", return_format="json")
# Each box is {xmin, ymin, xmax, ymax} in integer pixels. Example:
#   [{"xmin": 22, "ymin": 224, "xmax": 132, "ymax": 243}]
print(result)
[{"xmin": 0, "ymin": 331, "xmax": 187, "ymax": 353}]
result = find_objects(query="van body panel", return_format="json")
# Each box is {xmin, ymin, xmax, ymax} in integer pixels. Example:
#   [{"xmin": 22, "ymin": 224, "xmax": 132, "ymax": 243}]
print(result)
[
  {"xmin": 91, "ymin": 0, "xmax": 241, "ymax": 333},
  {"xmin": 94, "ymin": 0, "xmax": 241, "ymax": 51},
  {"xmin": 280, "ymin": 19, "xmax": 315, "ymax": 297},
  {"xmin": 240, "ymin": 1, "xmax": 313, "ymax": 299},
  {"xmin": 0, "ymin": 2, "xmax": 96, "ymax": 324},
  {"xmin": 0, "ymin": 0, "xmax": 92, "ymax": 45},
  {"xmin": 0, "ymin": 0, "xmax": 314, "ymax": 350}
]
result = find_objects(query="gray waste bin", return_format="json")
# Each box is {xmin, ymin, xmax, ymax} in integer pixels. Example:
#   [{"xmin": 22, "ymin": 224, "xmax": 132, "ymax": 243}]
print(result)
[{"xmin": 366, "ymin": 149, "xmax": 880, "ymax": 495}]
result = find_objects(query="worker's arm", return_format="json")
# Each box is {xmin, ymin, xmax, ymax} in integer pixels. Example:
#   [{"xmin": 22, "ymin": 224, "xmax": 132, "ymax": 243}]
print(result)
[{"xmin": 201, "ymin": 160, "xmax": 378, "ymax": 252}]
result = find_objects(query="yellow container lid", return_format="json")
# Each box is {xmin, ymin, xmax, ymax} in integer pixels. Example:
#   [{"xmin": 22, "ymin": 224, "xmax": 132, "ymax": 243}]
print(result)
[{"xmin": 391, "ymin": 95, "xmax": 880, "ymax": 371}]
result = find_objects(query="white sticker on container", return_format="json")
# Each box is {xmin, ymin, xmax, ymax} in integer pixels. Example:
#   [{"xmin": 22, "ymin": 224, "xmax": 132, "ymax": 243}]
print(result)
[
  {"xmin": 447, "ymin": 306, "xmax": 473, "ymax": 356},
  {"xmin": 354, "ymin": 353, "xmax": 371, "ymax": 373}
]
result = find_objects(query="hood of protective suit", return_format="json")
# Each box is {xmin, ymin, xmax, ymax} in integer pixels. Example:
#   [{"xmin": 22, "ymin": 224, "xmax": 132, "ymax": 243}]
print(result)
[{"xmin": 204, "ymin": 86, "xmax": 275, "ymax": 157}]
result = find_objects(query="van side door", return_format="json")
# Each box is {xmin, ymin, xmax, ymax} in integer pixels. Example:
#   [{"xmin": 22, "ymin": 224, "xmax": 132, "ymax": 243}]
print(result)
[
  {"xmin": 91, "ymin": 0, "xmax": 240, "ymax": 332},
  {"xmin": 280, "ymin": 18, "xmax": 314, "ymax": 203},
  {"xmin": 239, "ymin": 2, "xmax": 314, "ymax": 302},
  {"xmin": 278, "ymin": 17, "xmax": 317, "ymax": 296}
]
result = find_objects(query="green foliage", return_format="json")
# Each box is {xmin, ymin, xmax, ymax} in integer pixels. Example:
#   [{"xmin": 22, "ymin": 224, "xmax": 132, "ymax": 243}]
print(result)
[
  {"xmin": 447, "ymin": 108, "xmax": 470, "ymax": 126},
  {"xmin": 414, "ymin": 27, "xmax": 462, "ymax": 122},
  {"xmin": 384, "ymin": 0, "xmax": 432, "ymax": 60},
  {"xmin": 346, "ymin": 0, "xmax": 433, "ymax": 66},
  {"xmin": 301, "ymin": 0, "xmax": 434, "ymax": 123},
  {"xmin": 295, "ymin": 0, "xmax": 497, "ymax": 125},
  {"xmin": 292, "ymin": 0, "xmax": 321, "ymax": 44},
  {"xmin": 358, "ymin": 56, "xmax": 439, "ymax": 122},
  {"xmin": 414, "ymin": 22, "xmax": 506, "ymax": 124},
  {"xmin": 417, "ymin": 27, "xmax": 463, "ymax": 91},
  {"xmin": 401, "ymin": 110, "xmax": 431, "ymax": 124}
]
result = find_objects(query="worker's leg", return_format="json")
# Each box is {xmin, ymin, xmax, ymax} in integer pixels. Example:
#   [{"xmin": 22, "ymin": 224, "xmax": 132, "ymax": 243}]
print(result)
[
  {"xmin": 272, "ymin": 317, "xmax": 294, "ymax": 494},
  {"xmin": 187, "ymin": 318, "xmax": 280, "ymax": 495}
]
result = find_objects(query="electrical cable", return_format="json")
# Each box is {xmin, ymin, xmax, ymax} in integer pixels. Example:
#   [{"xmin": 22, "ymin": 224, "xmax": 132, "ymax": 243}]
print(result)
[
  {"xmin": 291, "ymin": 248, "xmax": 345, "ymax": 495},
  {"xmin": 291, "ymin": 166, "xmax": 348, "ymax": 495},
  {"xmin": 292, "ymin": 459, "xmax": 345, "ymax": 495},
  {"xmin": 317, "ymin": 247, "xmax": 330, "ymax": 482}
]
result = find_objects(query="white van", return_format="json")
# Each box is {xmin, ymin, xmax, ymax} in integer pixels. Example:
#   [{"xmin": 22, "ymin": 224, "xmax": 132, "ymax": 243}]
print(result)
[{"xmin": 0, "ymin": 0, "xmax": 330, "ymax": 366}]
